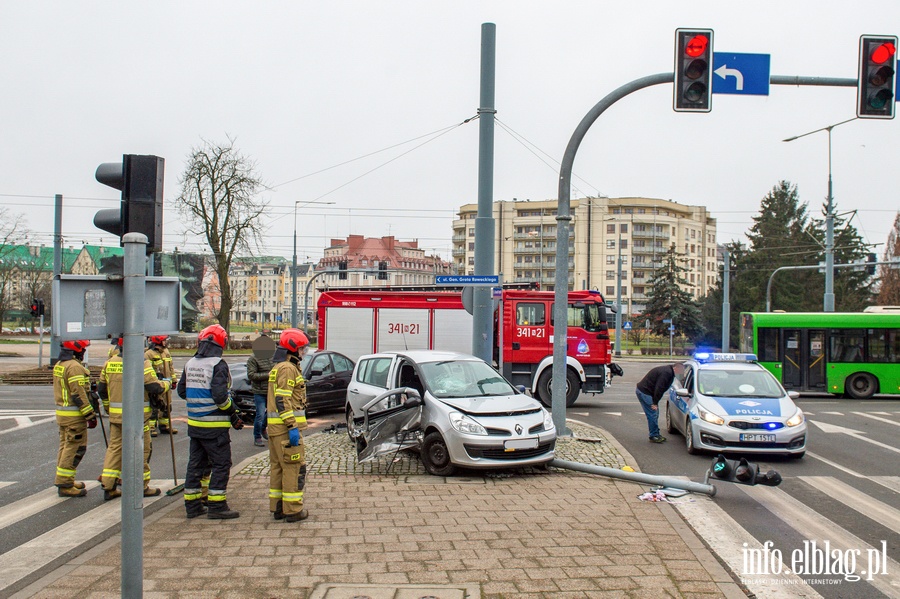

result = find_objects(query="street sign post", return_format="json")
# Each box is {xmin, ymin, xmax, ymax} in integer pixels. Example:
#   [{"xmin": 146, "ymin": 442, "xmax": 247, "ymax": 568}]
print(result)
[{"xmin": 712, "ymin": 52, "xmax": 771, "ymax": 95}]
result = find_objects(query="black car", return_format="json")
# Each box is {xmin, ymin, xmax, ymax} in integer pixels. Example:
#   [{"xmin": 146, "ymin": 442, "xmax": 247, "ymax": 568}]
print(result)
[{"xmin": 230, "ymin": 350, "xmax": 355, "ymax": 418}]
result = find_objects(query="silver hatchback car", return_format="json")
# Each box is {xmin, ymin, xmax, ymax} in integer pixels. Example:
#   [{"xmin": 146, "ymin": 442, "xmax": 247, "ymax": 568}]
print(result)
[{"xmin": 345, "ymin": 350, "xmax": 557, "ymax": 476}]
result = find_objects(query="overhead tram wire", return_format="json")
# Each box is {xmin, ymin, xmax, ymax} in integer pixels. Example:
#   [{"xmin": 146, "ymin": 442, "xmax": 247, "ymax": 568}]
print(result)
[{"xmin": 270, "ymin": 115, "xmax": 478, "ymax": 190}]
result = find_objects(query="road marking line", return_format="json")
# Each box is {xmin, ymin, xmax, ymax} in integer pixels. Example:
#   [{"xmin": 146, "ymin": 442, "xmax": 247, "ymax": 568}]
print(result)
[
  {"xmin": 852, "ymin": 412, "xmax": 899, "ymax": 427},
  {"xmin": 806, "ymin": 452, "xmax": 865, "ymax": 478},
  {"xmin": 821, "ymin": 411, "xmax": 844, "ymax": 415},
  {"xmin": 0, "ymin": 482, "xmax": 102, "ymax": 532},
  {"xmin": 798, "ymin": 476, "xmax": 900, "ymax": 533},
  {"xmin": 0, "ymin": 479, "xmax": 173, "ymax": 593},
  {"xmin": 809, "ymin": 421, "xmax": 900, "ymax": 455},
  {"xmin": 0, "ymin": 416, "xmax": 55, "ymax": 436},
  {"xmin": 670, "ymin": 482, "xmax": 820, "ymax": 598},
  {"xmin": 738, "ymin": 484, "xmax": 900, "ymax": 597},
  {"xmin": 871, "ymin": 476, "xmax": 900, "ymax": 494},
  {"xmin": 0, "ymin": 482, "xmax": 14, "ymax": 490},
  {"xmin": 604, "ymin": 412, "xmax": 622, "ymax": 416}
]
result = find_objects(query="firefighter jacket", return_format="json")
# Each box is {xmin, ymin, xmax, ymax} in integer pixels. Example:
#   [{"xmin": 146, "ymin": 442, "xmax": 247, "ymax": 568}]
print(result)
[
  {"xmin": 266, "ymin": 353, "xmax": 307, "ymax": 437},
  {"xmin": 97, "ymin": 352, "xmax": 170, "ymax": 425},
  {"xmin": 53, "ymin": 354, "xmax": 94, "ymax": 425},
  {"xmin": 145, "ymin": 345, "xmax": 176, "ymax": 385},
  {"xmin": 176, "ymin": 339, "xmax": 234, "ymax": 438}
]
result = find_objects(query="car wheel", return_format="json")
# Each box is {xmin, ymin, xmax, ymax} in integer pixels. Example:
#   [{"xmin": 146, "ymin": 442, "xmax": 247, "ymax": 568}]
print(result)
[
  {"xmin": 345, "ymin": 407, "xmax": 356, "ymax": 442},
  {"xmin": 665, "ymin": 401, "xmax": 677, "ymax": 435},
  {"xmin": 845, "ymin": 373, "xmax": 877, "ymax": 399},
  {"xmin": 685, "ymin": 417, "xmax": 698, "ymax": 455},
  {"xmin": 421, "ymin": 431, "xmax": 457, "ymax": 476},
  {"xmin": 535, "ymin": 368, "xmax": 581, "ymax": 408}
]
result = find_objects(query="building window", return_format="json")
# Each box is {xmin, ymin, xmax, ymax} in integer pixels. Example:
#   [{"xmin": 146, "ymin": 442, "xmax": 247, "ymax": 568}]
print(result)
[
  {"xmin": 468, "ymin": 228, "xmax": 475, "ymax": 237},
  {"xmin": 607, "ymin": 224, "xmax": 615, "ymax": 234},
  {"xmin": 606, "ymin": 240, "xmax": 616, "ymax": 249},
  {"xmin": 606, "ymin": 255, "xmax": 615, "ymax": 265},
  {"xmin": 619, "ymin": 239, "xmax": 628, "ymax": 249},
  {"xmin": 606, "ymin": 286, "xmax": 614, "ymax": 296},
  {"xmin": 620, "ymin": 224, "xmax": 628, "ymax": 234},
  {"xmin": 606, "ymin": 270, "xmax": 615, "ymax": 280}
]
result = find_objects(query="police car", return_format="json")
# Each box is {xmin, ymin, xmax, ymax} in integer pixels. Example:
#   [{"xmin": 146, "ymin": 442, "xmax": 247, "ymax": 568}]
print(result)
[{"xmin": 664, "ymin": 353, "xmax": 807, "ymax": 458}]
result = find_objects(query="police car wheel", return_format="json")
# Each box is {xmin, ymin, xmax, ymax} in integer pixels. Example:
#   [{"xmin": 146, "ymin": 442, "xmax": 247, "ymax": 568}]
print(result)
[
  {"xmin": 684, "ymin": 418, "xmax": 698, "ymax": 455},
  {"xmin": 665, "ymin": 401, "xmax": 677, "ymax": 435}
]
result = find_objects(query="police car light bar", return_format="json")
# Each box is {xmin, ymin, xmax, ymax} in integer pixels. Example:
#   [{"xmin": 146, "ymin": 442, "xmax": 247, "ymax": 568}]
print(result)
[{"xmin": 693, "ymin": 352, "xmax": 758, "ymax": 363}]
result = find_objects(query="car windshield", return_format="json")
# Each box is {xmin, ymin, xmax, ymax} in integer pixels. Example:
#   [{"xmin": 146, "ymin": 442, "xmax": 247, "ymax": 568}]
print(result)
[
  {"xmin": 419, "ymin": 359, "xmax": 516, "ymax": 398},
  {"xmin": 697, "ymin": 368, "xmax": 784, "ymax": 398}
]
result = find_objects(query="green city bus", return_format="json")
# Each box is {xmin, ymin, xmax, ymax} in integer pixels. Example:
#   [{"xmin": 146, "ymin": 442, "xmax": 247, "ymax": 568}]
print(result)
[{"xmin": 739, "ymin": 311, "xmax": 900, "ymax": 398}]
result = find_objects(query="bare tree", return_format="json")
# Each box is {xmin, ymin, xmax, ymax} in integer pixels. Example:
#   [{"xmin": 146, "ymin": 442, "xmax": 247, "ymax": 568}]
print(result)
[
  {"xmin": 175, "ymin": 136, "xmax": 267, "ymax": 338},
  {"xmin": 876, "ymin": 213, "xmax": 900, "ymax": 306},
  {"xmin": 0, "ymin": 209, "xmax": 28, "ymax": 329}
]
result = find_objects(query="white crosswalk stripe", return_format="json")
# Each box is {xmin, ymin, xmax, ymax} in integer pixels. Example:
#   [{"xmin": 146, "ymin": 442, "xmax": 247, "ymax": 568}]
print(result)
[
  {"xmin": 0, "ymin": 409, "xmax": 57, "ymax": 435},
  {"xmin": 871, "ymin": 476, "xmax": 900, "ymax": 494},
  {"xmin": 852, "ymin": 412, "xmax": 900, "ymax": 427},
  {"xmin": 798, "ymin": 476, "xmax": 900, "ymax": 534},
  {"xmin": 0, "ymin": 480, "xmax": 175, "ymax": 594},
  {"xmin": 0, "ymin": 482, "xmax": 102, "ymax": 532}
]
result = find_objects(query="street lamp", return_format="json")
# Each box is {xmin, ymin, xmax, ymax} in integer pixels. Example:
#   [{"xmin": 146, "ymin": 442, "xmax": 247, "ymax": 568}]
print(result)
[
  {"xmin": 783, "ymin": 117, "xmax": 857, "ymax": 312},
  {"xmin": 292, "ymin": 200, "xmax": 335, "ymax": 328}
]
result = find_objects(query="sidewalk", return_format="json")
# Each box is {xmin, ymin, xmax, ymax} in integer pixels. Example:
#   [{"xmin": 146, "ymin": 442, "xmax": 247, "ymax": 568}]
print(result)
[{"xmin": 19, "ymin": 421, "xmax": 746, "ymax": 599}]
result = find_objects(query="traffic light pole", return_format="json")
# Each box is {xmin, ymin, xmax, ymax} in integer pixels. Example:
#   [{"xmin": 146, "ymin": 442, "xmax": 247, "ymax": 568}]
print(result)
[{"xmin": 553, "ymin": 72, "xmax": 856, "ymax": 435}]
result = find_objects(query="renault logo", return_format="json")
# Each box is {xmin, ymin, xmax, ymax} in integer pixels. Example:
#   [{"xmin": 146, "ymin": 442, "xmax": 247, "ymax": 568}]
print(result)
[{"xmin": 515, "ymin": 424, "xmax": 523, "ymax": 435}]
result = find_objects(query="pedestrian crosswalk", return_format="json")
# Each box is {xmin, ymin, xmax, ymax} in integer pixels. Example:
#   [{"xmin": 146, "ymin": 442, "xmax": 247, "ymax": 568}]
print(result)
[
  {"xmin": 0, "ymin": 480, "xmax": 175, "ymax": 595},
  {"xmin": 0, "ymin": 409, "xmax": 56, "ymax": 436},
  {"xmin": 671, "ymin": 473, "xmax": 900, "ymax": 599}
]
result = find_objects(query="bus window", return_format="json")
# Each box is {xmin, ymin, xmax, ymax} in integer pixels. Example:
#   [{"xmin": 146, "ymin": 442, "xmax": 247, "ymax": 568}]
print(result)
[
  {"xmin": 740, "ymin": 314, "xmax": 754, "ymax": 353},
  {"xmin": 758, "ymin": 328, "xmax": 780, "ymax": 362},
  {"xmin": 830, "ymin": 331, "xmax": 866, "ymax": 363},
  {"xmin": 869, "ymin": 329, "xmax": 887, "ymax": 362},
  {"xmin": 890, "ymin": 330, "xmax": 900, "ymax": 363}
]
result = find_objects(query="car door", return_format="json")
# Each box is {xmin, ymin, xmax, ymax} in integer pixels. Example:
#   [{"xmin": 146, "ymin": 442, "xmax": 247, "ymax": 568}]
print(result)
[
  {"xmin": 668, "ymin": 364, "xmax": 693, "ymax": 434},
  {"xmin": 346, "ymin": 355, "xmax": 396, "ymax": 417},
  {"xmin": 355, "ymin": 387, "xmax": 424, "ymax": 463},
  {"xmin": 305, "ymin": 352, "xmax": 338, "ymax": 412}
]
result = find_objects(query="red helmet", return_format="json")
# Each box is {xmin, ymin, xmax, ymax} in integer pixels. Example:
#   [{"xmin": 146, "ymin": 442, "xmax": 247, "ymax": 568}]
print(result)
[
  {"xmin": 198, "ymin": 324, "xmax": 227, "ymax": 348},
  {"xmin": 113, "ymin": 336, "xmax": 123, "ymax": 347},
  {"xmin": 62, "ymin": 339, "xmax": 91, "ymax": 352},
  {"xmin": 149, "ymin": 335, "xmax": 169, "ymax": 345},
  {"xmin": 278, "ymin": 329, "xmax": 309, "ymax": 352}
]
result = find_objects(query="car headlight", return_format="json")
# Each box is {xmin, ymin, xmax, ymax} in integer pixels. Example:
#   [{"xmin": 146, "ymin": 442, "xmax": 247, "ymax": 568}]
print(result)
[
  {"xmin": 449, "ymin": 411, "xmax": 487, "ymax": 435},
  {"xmin": 697, "ymin": 405, "xmax": 725, "ymax": 426},
  {"xmin": 786, "ymin": 408, "xmax": 804, "ymax": 427},
  {"xmin": 542, "ymin": 408, "xmax": 554, "ymax": 432}
]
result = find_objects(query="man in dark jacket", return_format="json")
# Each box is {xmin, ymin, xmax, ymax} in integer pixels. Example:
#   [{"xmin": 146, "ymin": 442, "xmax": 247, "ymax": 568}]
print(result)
[
  {"xmin": 176, "ymin": 324, "xmax": 243, "ymax": 519},
  {"xmin": 246, "ymin": 335, "xmax": 276, "ymax": 447},
  {"xmin": 635, "ymin": 362, "xmax": 684, "ymax": 443}
]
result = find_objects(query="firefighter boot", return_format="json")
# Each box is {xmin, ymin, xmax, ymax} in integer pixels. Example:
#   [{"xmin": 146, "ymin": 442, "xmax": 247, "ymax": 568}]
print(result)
[
  {"xmin": 285, "ymin": 509, "xmax": 309, "ymax": 523},
  {"xmin": 104, "ymin": 487, "xmax": 122, "ymax": 501},
  {"xmin": 207, "ymin": 502, "xmax": 240, "ymax": 520},
  {"xmin": 273, "ymin": 500, "xmax": 284, "ymax": 520},
  {"xmin": 143, "ymin": 487, "xmax": 161, "ymax": 497},
  {"xmin": 58, "ymin": 485, "xmax": 87, "ymax": 498},
  {"xmin": 73, "ymin": 481, "xmax": 86, "ymax": 490},
  {"xmin": 185, "ymin": 499, "xmax": 208, "ymax": 519}
]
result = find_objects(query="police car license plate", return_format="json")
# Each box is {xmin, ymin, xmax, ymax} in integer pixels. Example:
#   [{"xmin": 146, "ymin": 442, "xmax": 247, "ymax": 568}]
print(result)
[
  {"xmin": 504, "ymin": 438, "xmax": 539, "ymax": 451},
  {"xmin": 740, "ymin": 433, "xmax": 776, "ymax": 443}
]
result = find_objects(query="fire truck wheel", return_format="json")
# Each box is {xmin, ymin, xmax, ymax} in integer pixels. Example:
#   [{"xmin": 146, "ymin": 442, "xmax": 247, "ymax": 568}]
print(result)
[
  {"xmin": 421, "ymin": 431, "xmax": 457, "ymax": 476},
  {"xmin": 536, "ymin": 368, "xmax": 580, "ymax": 408}
]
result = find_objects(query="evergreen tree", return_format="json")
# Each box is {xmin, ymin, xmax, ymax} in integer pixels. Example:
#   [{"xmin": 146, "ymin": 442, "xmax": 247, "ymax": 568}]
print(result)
[
  {"xmin": 806, "ymin": 208, "xmax": 875, "ymax": 311},
  {"xmin": 643, "ymin": 245, "xmax": 704, "ymax": 340}
]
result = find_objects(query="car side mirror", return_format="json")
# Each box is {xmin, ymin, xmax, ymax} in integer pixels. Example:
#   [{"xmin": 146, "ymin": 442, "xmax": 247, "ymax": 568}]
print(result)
[
  {"xmin": 787, "ymin": 391, "xmax": 800, "ymax": 400},
  {"xmin": 675, "ymin": 388, "xmax": 691, "ymax": 398},
  {"xmin": 403, "ymin": 395, "xmax": 424, "ymax": 409}
]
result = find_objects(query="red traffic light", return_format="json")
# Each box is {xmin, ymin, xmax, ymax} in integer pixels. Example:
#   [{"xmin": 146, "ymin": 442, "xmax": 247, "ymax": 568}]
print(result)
[
  {"xmin": 684, "ymin": 34, "xmax": 709, "ymax": 58},
  {"xmin": 871, "ymin": 41, "xmax": 896, "ymax": 65}
]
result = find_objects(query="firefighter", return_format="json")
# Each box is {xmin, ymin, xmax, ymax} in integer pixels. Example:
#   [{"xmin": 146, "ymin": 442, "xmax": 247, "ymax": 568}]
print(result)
[
  {"xmin": 53, "ymin": 339, "xmax": 97, "ymax": 497},
  {"xmin": 266, "ymin": 328, "xmax": 310, "ymax": 522},
  {"xmin": 97, "ymin": 337, "xmax": 171, "ymax": 500},
  {"xmin": 146, "ymin": 334, "xmax": 178, "ymax": 436},
  {"xmin": 176, "ymin": 324, "xmax": 243, "ymax": 519}
]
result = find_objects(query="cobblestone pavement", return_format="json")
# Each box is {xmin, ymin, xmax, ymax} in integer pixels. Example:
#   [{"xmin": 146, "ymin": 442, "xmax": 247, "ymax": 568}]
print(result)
[{"xmin": 25, "ymin": 421, "xmax": 745, "ymax": 599}]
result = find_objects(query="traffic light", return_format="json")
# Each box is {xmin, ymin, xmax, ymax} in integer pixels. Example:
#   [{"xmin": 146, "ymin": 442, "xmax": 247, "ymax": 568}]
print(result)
[
  {"xmin": 378, "ymin": 261, "xmax": 388, "ymax": 280},
  {"xmin": 674, "ymin": 28, "xmax": 714, "ymax": 112},
  {"xmin": 866, "ymin": 253, "xmax": 877, "ymax": 276},
  {"xmin": 709, "ymin": 454, "xmax": 782, "ymax": 487},
  {"xmin": 93, "ymin": 154, "xmax": 165, "ymax": 253},
  {"xmin": 857, "ymin": 35, "xmax": 897, "ymax": 119},
  {"xmin": 30, "ymin": 298, "xmax": 44, "ymax": 317}
]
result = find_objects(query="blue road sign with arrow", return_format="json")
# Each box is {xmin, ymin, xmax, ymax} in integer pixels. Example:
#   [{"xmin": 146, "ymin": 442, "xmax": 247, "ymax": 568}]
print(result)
[{"xmin": 712, "ymin": 52, "xmax": 770, "ymax": 96}]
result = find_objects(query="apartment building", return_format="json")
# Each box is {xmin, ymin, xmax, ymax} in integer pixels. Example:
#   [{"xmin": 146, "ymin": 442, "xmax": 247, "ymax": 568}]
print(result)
[
  {"xmin": 316, "ymin": 235, "xmax": 451, "ymax": 288},
  {"xmin": 452, "ymin": 197, "xmax": 717, "ymax": 314}
]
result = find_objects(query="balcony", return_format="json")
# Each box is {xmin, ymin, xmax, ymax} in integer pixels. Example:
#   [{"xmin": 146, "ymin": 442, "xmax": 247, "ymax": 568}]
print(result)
[
  {"xmin": 451, "ymin": 248, "xmax": 466, "ymax": 258},
  {"xmin": 631, "ymin": 230, "xmax": 669, "ymax": 240}
]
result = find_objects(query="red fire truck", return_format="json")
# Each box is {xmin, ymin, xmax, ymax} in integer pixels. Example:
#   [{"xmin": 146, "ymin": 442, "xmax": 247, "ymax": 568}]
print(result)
[{"xmin": 316, "ymin": 287, "xmax": 613, "ymax": 406}]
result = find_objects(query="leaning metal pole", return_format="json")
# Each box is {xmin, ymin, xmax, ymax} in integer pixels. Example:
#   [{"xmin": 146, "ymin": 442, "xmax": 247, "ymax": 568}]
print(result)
[
  {"xmin": 553, "ymin": 73, "xmax": 857, "ymax": 436},
  {"xmin": 122, "ymin": 232, "xmax": 147, "ymax": 597}
]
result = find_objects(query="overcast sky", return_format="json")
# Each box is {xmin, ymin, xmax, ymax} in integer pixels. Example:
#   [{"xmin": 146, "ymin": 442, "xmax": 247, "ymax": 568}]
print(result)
[{"xmin": 2, "ymin": 1, "xmax": 898, "ymax": 265}]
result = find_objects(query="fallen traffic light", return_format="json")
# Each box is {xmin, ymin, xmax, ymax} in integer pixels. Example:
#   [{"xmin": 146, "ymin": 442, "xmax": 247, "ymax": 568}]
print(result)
[
  {"xmin": 674, "ymin": 28, "xmax": 714, "ymax": 112},
  {"xmin": 708, "ymin": 454, "xmax": 782, "ymax": 487}
]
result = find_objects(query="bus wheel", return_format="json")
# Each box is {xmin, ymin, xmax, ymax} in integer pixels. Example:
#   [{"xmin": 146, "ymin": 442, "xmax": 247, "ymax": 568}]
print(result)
[
  {"xmin": 845, "ymin": 373, "xmax": 877, "ymax": 399},
  {"xmin": 536, "ymin": 368, "xmax": 580, "ymax": 408}
]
